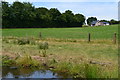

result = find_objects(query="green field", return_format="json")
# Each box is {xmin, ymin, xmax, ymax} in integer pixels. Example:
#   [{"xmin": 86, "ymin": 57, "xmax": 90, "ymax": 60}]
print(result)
[
  {"xmin": 2, "ymin": 25, "xmax": 118, "ymax": 40},
  {"xmin": 1, "ymin": 25, "xmax": 118, "ymax": 78}
]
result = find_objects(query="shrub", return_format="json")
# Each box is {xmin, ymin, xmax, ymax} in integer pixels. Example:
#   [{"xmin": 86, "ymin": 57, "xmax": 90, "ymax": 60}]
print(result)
[
  {"xmin": 38, "ymin": 42, "xmax": 49, "ymax": 50},
  {"xmin": 17, "ymin": 38, "xmax": 30, "ymax": 45},
  {"xmin": 16, "ymin": 54, "xmax": 40, "ymax": 68},
  {"xmin": 2, "ymin": 55, "xmax": 16, "ymax": 66},
  {"xmin": 82, "ymin": 25, "xmax": 89, "ymax": 27},
  {"xmin": 38, "ymin": 42, "xmax": 49, "ymax": 57}
]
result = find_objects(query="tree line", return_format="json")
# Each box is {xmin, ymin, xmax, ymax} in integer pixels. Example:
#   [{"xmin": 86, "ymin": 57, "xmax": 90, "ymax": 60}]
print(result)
[
  {"xmin": 2, "ymin": 1, "xmax": 119, "ymax": 28},
  {"xmin": 2, "ymin": 1, "xmax": 85, "ymax": 28},
  {"xmin": 87, "ymin": 17, "xmax": 120, "ymax": 26}
]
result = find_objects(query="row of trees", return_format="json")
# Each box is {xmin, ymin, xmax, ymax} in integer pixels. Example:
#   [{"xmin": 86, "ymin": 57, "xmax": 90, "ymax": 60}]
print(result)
[{"xmin": 2, "ymin": 1, "xmax": 85, "ymax": 28}]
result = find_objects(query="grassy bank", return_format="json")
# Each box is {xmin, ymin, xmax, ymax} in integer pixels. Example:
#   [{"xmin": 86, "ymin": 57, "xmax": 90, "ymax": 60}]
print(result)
[{"xmin": 2, "ymin": 37, "xmax": 118, "ymax": 78}]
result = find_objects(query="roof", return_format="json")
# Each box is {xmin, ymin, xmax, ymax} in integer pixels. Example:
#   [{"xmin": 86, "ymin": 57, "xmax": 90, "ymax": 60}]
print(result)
[
  {"xmin": 91, "ymin": 21, "xmax": 109, "ymax": 25},
  {"xmin": 101, "ymin": 22, "xmax": 109, "ymax": 24}
]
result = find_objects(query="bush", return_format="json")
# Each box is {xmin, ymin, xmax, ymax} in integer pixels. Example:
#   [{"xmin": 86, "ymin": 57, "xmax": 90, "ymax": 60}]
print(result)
[
  {"xmin": 82, "ymin": 25, "xmax": 89, "ymax": 27},
  {"xmin": 38, "ymin": 42, "xmax": 49, "ymax": 57},
  {"xmin": 38, "ymin": 42, "xmax": 49, "ymax": 50},
  {"xmin": 17, "ymin": 38, "xmax": 30, "ymax": 45},
  {"xmin": 16, "ymin": 54, "xmax": 40, "ymax": 68},
  {"xmin": 2, "ymin": 55, "xmax": 16, "ymax": 66}
]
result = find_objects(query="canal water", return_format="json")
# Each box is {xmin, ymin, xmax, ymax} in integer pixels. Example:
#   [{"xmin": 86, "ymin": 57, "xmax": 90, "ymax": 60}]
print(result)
[{"xmin": 2, "ymin": 67, "xmax": 71, "ymax": 78}]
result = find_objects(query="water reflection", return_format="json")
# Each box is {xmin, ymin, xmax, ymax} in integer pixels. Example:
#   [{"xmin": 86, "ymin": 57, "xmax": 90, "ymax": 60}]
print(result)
[{"xmin": 2, "ymin": 67, "xmax": 61, "ymax": 78}]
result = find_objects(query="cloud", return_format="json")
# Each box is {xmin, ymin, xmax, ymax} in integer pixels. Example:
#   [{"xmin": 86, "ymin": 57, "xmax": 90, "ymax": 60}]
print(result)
[
  {"xmin": 2, "ymin": 0, "xmax": 118, "ymax": 20},
  {"xmin": 33, "ymin": 2, "xmax": 118, "ymax": 20}
]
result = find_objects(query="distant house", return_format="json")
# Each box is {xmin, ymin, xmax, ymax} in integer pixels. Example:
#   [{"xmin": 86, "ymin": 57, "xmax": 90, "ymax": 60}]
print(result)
[
  {"xmin": 91, "ymin": 21, "xmax": 98, "ymax": 26},
  {"xmin": 91, "ymin": 20, "xmax": 110, "ymax": 26}
]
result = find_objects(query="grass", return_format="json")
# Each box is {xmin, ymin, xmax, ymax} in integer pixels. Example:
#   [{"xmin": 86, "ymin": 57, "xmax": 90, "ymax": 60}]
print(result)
[
  {"xmin": 1, "ymin": 25, "xmax": 118, "ymax": 78},
  {"xmin": 2, "ymin": 38, "xmax": 118, "ymax": 78},
  {"xmin": 16, "ymin": 54, "xmax": 40, "ymax": 68},
  {"xmin": 2, "ymin": 25, "xmax": 118, "ymax": 40}
]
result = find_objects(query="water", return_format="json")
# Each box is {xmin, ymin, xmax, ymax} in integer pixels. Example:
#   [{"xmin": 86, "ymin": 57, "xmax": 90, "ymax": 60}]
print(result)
[{"xmin": 2, "ymin": 67, "xmax": 64, "ymax": 78}]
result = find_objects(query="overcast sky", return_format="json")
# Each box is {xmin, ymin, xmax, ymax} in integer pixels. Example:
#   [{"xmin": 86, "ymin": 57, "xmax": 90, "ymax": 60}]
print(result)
[{"xmin": 4, "ymin": 0, "xmax": 119, "ymax": 20}]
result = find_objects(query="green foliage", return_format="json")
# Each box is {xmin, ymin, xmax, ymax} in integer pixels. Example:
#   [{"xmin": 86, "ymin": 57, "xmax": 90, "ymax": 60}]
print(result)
[
  {"xmin": 17, "ymin": 38, "xmax": 30, "ymax": 45},
  {"xmin": 2, "ymin": 55, "xmax": 16, "ymax": 66},
  {"xmin": 55, "ymin": 62, "xmax": 72, "ymax": 73},
  {"xmin": 84, "ymin": 64, "xmax": 100, "ymax": 78},
  {"xmin": 2, "ymin": 1, "xmax": 85, "ymax": 28},
  {"xmin": 87, "ymin": 17, "xmax": 97, "ymax": 26},
  {"xmin": 38, "ymin": 42, "xmax": 48, "ymax": 50},
  {"xmin": 110, "ymin": 19, "xmax": 119, "ymax": 24},
  {"xmin": 100, "ymin": 19, "xmax": 119, "ymax": 25},
  {"xmin": 16, "ymin": 54, "xmax": 40, "ymax": 68},
  {"xmin": 38, "ymin": 42, "xmax": 49, "ymax": 57},
  {"xmin": 82, "ymin": 25, "xmax": 89, "ymax": 27}
]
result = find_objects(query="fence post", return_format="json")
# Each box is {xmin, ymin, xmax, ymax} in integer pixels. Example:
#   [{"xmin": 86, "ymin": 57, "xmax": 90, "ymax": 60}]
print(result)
[
  {"xmin": 39, "ymin": 32, "xmax": 42, "ymax": 39},
  {"xmin": 113, "ymin": 33, "xmax": 116, "ymax": 44},
  {"xmin": 88, "ymin": 33, "xmax": 91, "ymax": 42}
]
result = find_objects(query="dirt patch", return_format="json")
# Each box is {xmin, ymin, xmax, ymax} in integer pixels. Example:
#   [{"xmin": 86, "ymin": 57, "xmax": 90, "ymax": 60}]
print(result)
[{"xmin": 1, "ymin": 51, "xmax": 17, "ymax": 59}]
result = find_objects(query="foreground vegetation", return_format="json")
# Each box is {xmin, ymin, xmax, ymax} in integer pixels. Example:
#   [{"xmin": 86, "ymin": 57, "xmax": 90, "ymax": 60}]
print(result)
[
  {"xmin": 1, "ymin": 25, "xmax": 118, "ymax": 78},
  {"xmin": 2, "ymin": 38, "xmax": 118, "ymax": 78}
]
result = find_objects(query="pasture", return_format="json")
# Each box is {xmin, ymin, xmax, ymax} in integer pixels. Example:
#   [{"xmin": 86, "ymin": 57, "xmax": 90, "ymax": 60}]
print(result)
[
  {"xmin": 2, "ymin": 25, "xmax": 118, "ymax": 40},
  {"xmin": 1, "ymin": 25, "xmax": 118, "ymax": 78}
]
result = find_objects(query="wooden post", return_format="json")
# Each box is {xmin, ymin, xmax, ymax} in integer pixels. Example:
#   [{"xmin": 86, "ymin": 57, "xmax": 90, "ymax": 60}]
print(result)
[
  {"xmin": 39, "ymin": 32, "xmax": 42, "ymax": 38},
  {"xmin": 113, "ymin": 33, "xmax": 116, "ymax": 44},
  {"xmin": 88, "ymin": 33, "xmax": 91, "ymax": 42}
]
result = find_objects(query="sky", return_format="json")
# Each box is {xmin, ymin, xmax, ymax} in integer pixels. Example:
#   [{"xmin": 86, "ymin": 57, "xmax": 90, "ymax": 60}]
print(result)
[{"xmin": 4, "ymin": 0, "xmax": 120, "ymax": 20}]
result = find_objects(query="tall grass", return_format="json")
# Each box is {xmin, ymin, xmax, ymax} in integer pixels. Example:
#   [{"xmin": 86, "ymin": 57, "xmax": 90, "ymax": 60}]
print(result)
[
  {"xmin": 16, "ymin": 54, "xmax": 40, "ymax": 68},
  {"xmin": 84, "ymin": 64, "xmax": 100, "ymax": 78}
]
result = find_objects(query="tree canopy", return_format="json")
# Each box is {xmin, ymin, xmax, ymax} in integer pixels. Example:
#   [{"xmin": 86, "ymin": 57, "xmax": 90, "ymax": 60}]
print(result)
[
  {"xmin": 87, "ymin": 17, "xmax": 97, "ymax": 26},
  {"xmin": 2, "ymin": 1, "xmax": 85, "ymax": 28}
]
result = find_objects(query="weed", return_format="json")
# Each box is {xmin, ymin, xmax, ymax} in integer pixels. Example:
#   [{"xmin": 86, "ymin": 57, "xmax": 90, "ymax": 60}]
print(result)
[
  {"xmin": 38, "ymin": 42, "xmax": 49, "ymax": 50},
  {"xmin": 30, "ymin": 40, "xmax": 36, "ymax": 45},
  {"xmin": 84, "ymin": 63, "xmax": 101, "ymax": 78},
  {"xmin": 55, "ymin": 62, "xmax": 72, "ymax": 73},
  {"xmin": 2, "ymin": 55, "xmax": 16, "ymax": 66},
  {"xmin": 17, "ymin": 38, "xmax": 30, "ymax": 45},
  {"xmin": 16, "ymin": 54, "xmax": 40, "ymax": 68},
  {"xmin": 38, "ymin": 42, "xmax": 49, "ymax": 57},
  {"xmin": 41, "ymin": 50, "xmax": 47, "ymax": 57},
  {"xmin": 50, "ymin": 58, "xmax": 57, "ymax": 64}
]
